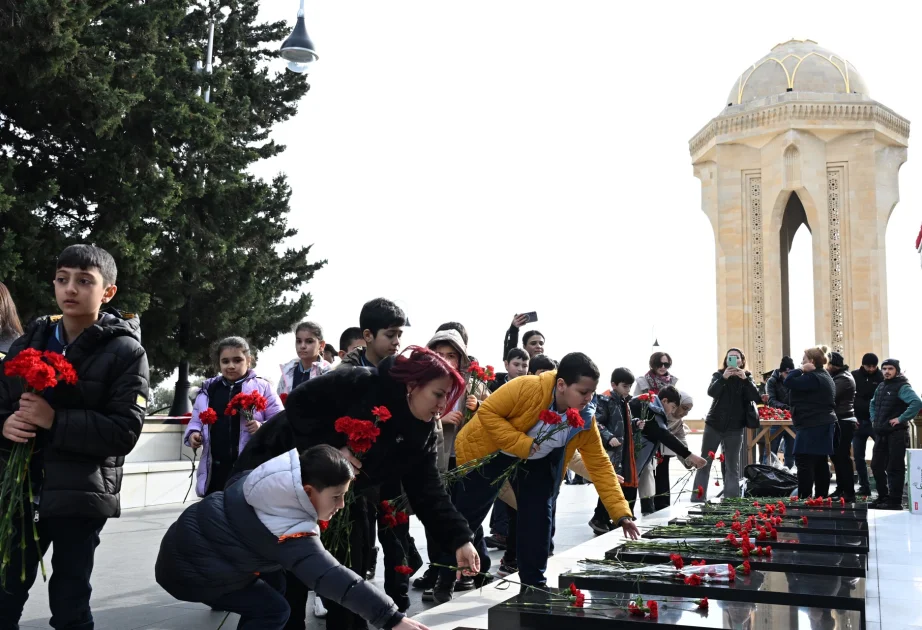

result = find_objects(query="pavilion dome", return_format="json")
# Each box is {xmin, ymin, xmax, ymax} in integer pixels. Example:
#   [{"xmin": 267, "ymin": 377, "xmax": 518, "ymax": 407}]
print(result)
[{"xmin": 726, "ymin": 39, "xmax": 869, "ymax": 107}]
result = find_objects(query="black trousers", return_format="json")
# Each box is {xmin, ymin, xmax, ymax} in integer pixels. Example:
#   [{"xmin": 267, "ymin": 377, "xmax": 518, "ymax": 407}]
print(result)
[
  {"xmin": 871, "ymin": 427, "xmax": 910, "ymax": 501},
  {"xmin": 321, "ymin": 496, "xmax": 375, "ymax": 630},
  {"xmin": 796, "ymin": 454, "xmax": 831, "ymax": 499},
  {"xmin": 653, "ymin": 456, "xmax": 672, "ymax": 511},
  {"xmin": 0, "ymin": 516, "xmax": 106, "ymax": 630},
  {"xmin": 209, "ymin": 571, "xmax": 289, "ymax": 630},
  {"xmin": 832, "ymin": 422, "xmax": 856, "ymax": 498}
]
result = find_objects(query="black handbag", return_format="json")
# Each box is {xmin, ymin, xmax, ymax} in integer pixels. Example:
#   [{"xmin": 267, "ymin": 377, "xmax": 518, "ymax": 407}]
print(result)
[{"xmin": 746, "ymin": 402, "xmax": 760, "ymax": 429}]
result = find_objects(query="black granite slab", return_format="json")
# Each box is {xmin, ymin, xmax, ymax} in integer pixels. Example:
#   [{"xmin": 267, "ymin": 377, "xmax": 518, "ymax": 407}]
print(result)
[
  {"xmin": 669, "ymin": 516, "xmax": 869, "ymax": 538},
  {"xmin": 489, "ymin": 590, "xmax": 864, "ymax": 629},
  {"xmin": 709, "ymin": 499, "xmax": 869, "ymax": 512},
  {"xmin": 559, "ymin": 568, "xmax": 866, "ymax": 613},
  {"xmin": 688, "ymin": 506, "xmax": 867, "ymax": 522},
  {"xmin": 640, "ymin": 528, "xmax": 869, "ymax": 554},
  {"xmin": 606, "ymin": 546, "xmax": 867, "ymax": 577}
]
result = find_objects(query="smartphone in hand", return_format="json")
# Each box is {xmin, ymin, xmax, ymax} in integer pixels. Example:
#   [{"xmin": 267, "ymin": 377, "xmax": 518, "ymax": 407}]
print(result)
[
  {"xmin": 522, "ymin": 311, "xmax": 538, "ymax": 323},
  {"xmin": 727, "ymin": 355, "xmax": 739, "ymax": 369}
]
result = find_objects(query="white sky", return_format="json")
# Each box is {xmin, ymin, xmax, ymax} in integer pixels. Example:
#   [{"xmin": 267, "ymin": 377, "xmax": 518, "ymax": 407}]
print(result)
[{"xmin": 241, "ymin": 0, "xmax": 921, "ymax": 414}]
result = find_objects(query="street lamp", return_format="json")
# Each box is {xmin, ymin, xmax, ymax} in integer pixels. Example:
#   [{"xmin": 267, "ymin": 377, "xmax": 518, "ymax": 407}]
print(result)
[{"xmin": 280, "ymin": 0, "xmax": 318, "ymax": 74}]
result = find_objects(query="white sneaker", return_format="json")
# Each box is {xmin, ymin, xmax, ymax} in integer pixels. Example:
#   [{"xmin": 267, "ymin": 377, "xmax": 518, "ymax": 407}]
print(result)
[{"xmin": 313, "ymin": 595, "xmax": 328, "ymax": 618}]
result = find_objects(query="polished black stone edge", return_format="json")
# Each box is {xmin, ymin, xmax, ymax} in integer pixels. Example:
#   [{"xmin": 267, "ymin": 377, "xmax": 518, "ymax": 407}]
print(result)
[
  {"xmin": 608, "ymin": 548, "xmax": 867, "ymax": 577},
  {"xmin": 488, "ymin": 590, "xmax": 864, "ymax": 630},
  {"xmin": 668, "ymin": 518, "xmax": 870, "ymax": 539},
  {"xmin": 558, "ymin": 572, "xmax": 865, "ymax": 613},
  {"xmin": 639, "ymin": 531, "xmax": 870, "ymax": 554}
]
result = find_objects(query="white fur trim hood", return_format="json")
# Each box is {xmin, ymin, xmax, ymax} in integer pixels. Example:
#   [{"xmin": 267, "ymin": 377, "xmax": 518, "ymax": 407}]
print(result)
[{"xmin": 243, "ymin": 449, "xmax": 320, "ymax": 539}]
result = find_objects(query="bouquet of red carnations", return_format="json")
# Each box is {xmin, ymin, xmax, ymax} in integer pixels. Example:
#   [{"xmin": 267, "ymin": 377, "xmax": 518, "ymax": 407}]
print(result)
[
  {"xmin": 1, "ymin": 349, "xmax": 78, "ymax": 587},
  {"xmin": 463, "ymin": 361, "xmax": 495, "ymax": 421}
]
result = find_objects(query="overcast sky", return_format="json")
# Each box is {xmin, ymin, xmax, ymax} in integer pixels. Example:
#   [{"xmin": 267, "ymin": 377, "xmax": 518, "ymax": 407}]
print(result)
[{"xmin": 241, "ymin": 0, "xmax": 921, "ymax": 412}]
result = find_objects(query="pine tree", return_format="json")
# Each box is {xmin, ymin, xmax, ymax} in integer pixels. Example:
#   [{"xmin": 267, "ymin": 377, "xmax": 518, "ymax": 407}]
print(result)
[{"xmin": 0, "ymin": 1, "xmax": 325, "ymax": 388}]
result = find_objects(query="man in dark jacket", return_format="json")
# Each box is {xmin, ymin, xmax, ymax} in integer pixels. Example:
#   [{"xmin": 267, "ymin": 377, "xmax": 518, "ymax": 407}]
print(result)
[
  {"xmin": 851, "ymin": 353, "xmax": 883, "ymax": 496},
  {"xmin": 827, "ymin": 352, "xmax": 857, "ymax": 501},
  {"xmin": 0, "ymin": 245, "xmax": 149, "ymax": 629},
  {"xmin": 869, "ymin": 359, "xmax": 922, "ymax": 509},
  {"xmin": 156, "ymin": 448, "xmax": 420, "ymax": 630},
  {"xmin": 765, "ymin": 356, "xmax": 795, "ymax": 468}
]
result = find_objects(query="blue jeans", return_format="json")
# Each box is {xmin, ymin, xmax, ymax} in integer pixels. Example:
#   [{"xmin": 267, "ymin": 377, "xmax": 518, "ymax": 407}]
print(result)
[
  {"xmin": 767, "ymin": 426, "xmax": 795, "ymax": 468},
  {"xmin": 438, "ymin": 449, "xmax": 565, "ymax": 587},
  {"xmin": 852, "ymin": 421, "xmax": 876, "ymax": 489},
  {"xmin": 208, "ymin": 571, "xmax": 289, "ymax": 629}
]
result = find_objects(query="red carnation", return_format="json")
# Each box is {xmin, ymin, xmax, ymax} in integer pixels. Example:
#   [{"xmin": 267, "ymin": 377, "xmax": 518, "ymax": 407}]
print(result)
[
  {"xmin": 569, "ymin": 582, "xmax": 579, "ymax": 596},
  {"xmin": 199, "ymin": 408, "xmax": 218, "ymax": 425},
  {"xmin": 696, "ymin": 485, "xmax": 704, "ymax": 499},
  {"xmin": 684, "ymin": 574, "xmax": 702, "ymax": 586},
  {"xmin": 715, "ymin": 521, "xmax": 726, "ymax": 528},
  {"xmin": 801, "ymin": 516, "xmax": 808, "ymax": 525},
  {"xmin": 691, "ymin": 559, "xmax": 706, "ymax": 566},
  {"xmin": 380, "ymin": 501, "xmax": 394, "ymax": 514},
  {"xmin": 670, "ymin": 553, "xmax": 684, "ymax": 569},
  {"xmin": 280, "ymin": 393, "xmax": 288, "ymax": 405},
  {"xmin": 719, "ymin": 453, "xmax": 726, "ymax": 463},
  {"xmin": 697, "ymin": 597, "xmax": 709, "ymax": 610},
  {"xmin": 628, "ymin": 602, "xmax": 644, "ymax": 616},
  {"xmin": 41, "ymin": 351, "xmax": 78, "ymax": 385},
  {"xmin": 539, "ymin": 409, "xmax": 562, "ymax": 424},
  {"xmin": 647, "ymin": 600, "xmax": 658, "ymax": 619},
  {"xmin": 839, "ymin": 497, "xmax": 846, "ymax": 506},
  {"xmin": 372, "ymin": 406, "xmax": 392, "ymax": 422},
  {"xmin": 319, "ymin": 520, "xmax": 329, "ymax": 532},
  {"xmin": 741, "ymin": 560, "xmax": 751, "ymax": 575},
  {"xmin": 565, "ymin": 408, "xmax": 584, "ymax": 429},
  {"xmin": 574, "ymin": 592, "xmax": 585, "ymax": 608},
  {"xmin": 394, "ymin": 565, "xmax": 414, "ymax": 575},
  {"xmin": 715, "ymin": 480, "xmax": 720, "ymax": 486},
  {"xmin": 708, "ymin": 451, "xmax": 716, "ymax": 459},
  {"xmin": 483, "ymin": 366, "xmax": 497, "ymax": 382},
  {"xmin": 395, "ymin": 511, "xmax": 409, "ymax": 525},
  {"xmin": 727, "ymin": 564, "xmax": 736, "ymax": 581},
  {"xmin": 382, "ymin": 514, "xmax": 398, "ymax": 528}
]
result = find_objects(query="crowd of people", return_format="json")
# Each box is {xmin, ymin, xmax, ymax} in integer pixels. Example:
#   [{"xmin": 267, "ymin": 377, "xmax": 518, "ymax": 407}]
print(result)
[{"xmin": 1, "ymin": 244, "xmax": 921, "ymax": 630}]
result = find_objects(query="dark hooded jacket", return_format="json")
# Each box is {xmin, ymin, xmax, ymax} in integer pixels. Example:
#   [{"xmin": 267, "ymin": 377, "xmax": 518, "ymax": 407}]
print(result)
[
  {"xmin": 705, "ymin": 370, "xmax": 762, "ymax": 432},
  {"xmin": 765, "ymin": 369, "xmax": 791, "ymax": 410},
  {"xmin": 156, "ymin": 450, "xmax": 403, "ymax": 628},
  {"xmin": 831, "ymin": 367, "xmax": 857, "ymax": 423},
  {"xmin": 784, "ymin": 368, "xmax": 837, "ymax": 430},
  {"xmin": 233, "ymin": 356, "xmax": 473, "ymax": 553},
  {"xmin": 0, "ymin": 309, "xmax": 149, "ymax": 518},
  {"xmin": 851, "ymin": 367, "xmax": 884, "ymax": 424}
]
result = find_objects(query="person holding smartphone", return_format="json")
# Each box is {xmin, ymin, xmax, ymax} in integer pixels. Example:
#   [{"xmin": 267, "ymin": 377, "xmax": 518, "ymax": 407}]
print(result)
[{"xmin": 692, "ymin": 348, "xmax": 762, "ymax": 500}]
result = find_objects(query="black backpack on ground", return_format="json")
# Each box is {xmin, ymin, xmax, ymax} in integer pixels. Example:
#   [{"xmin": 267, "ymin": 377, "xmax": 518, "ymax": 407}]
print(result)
[{"xmin": 743, "ymin": 464, "xmax": 798, "ymax": 497}]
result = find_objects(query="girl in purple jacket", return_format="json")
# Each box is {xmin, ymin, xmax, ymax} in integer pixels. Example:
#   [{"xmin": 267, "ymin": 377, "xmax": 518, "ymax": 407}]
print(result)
[{"xmin": 184, "ymin": 337, "xmax": 284, "ymax": 497}]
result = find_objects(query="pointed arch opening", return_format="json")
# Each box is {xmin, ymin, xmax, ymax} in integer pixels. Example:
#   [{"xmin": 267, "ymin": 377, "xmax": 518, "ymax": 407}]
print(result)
[{"xmin": 780, "ymin": 192, "xmax": 812, "ymax": 356}]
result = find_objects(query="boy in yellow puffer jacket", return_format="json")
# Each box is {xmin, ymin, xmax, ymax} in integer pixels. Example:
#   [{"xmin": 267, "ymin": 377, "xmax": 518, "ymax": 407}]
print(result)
[{"xmin": 432, "ymin": 352, "xmax": 639, "ymax": 602}]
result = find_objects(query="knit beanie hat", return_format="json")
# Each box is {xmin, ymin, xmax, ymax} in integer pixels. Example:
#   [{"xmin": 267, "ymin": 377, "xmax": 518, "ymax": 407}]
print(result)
[
  {"xmin": 828, "ymin": 352, "xmax": 845, "ymax": 368},
  {"xmin": 881, "ymin": 358, "xmax": 901, "ymax": 374},
  {"xmin": 780, "ymin": 356, "xmax": 796, "ymax": 371},
  {"xmin": 862, "ymin": 353, "xmax": 879, "ymax": 367}
]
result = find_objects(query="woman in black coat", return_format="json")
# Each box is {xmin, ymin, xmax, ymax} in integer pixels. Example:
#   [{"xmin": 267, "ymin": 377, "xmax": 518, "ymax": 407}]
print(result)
[
  {"xmin": 784, "ymin": 345, "xmax": 837, "ymax": 499},
  {"xmin": 692, "ymin": 348, "xmax": 762, "ymax": 499},
  {"xmin": 233, "ymin": 346, "xmax": 478, "ymax": 630}
]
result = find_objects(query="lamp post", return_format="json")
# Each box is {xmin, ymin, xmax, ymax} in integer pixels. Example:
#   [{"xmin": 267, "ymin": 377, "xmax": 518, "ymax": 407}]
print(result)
[
  {"xmin": 280, "ymin": 0, "xmax": 318, "ymax": 74},
  {"xmin": 166, "ymin": 5, "xmax": 228, "ymax": 418}
]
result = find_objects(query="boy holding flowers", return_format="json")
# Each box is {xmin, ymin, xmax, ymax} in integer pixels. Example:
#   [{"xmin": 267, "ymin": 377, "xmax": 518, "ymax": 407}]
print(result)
[{"xmin": 0, "ymin": 245, "xmax": 149, "ymax": 629}]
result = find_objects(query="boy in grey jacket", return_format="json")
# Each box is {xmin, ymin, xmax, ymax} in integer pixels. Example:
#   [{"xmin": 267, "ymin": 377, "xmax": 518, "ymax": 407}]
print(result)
[{"xmin": 155, "ymin": 446, "xmax": 428, "ymax": 630}]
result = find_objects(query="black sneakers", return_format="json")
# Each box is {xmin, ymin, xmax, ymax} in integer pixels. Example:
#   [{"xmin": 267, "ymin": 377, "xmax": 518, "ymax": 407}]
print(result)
[{"xmin": 588, "ymin": 518, "xmax": 612, "ymax": 535}]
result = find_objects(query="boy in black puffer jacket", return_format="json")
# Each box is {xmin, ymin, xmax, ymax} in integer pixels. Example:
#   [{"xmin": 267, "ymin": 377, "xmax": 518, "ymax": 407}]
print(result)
[
  {"xmin": 156, "ymin": 446, "xmax": 424, "ymax": 630},
  {"xmin": 0, "ymin": 245, "xmax": 149, "ymax": 629}
]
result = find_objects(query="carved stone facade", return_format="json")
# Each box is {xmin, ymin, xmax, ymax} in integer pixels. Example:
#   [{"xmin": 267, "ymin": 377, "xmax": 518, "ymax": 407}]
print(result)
[{"xmin": 691, "ymin": 39, "xmax": 909, "ymax": 370}]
